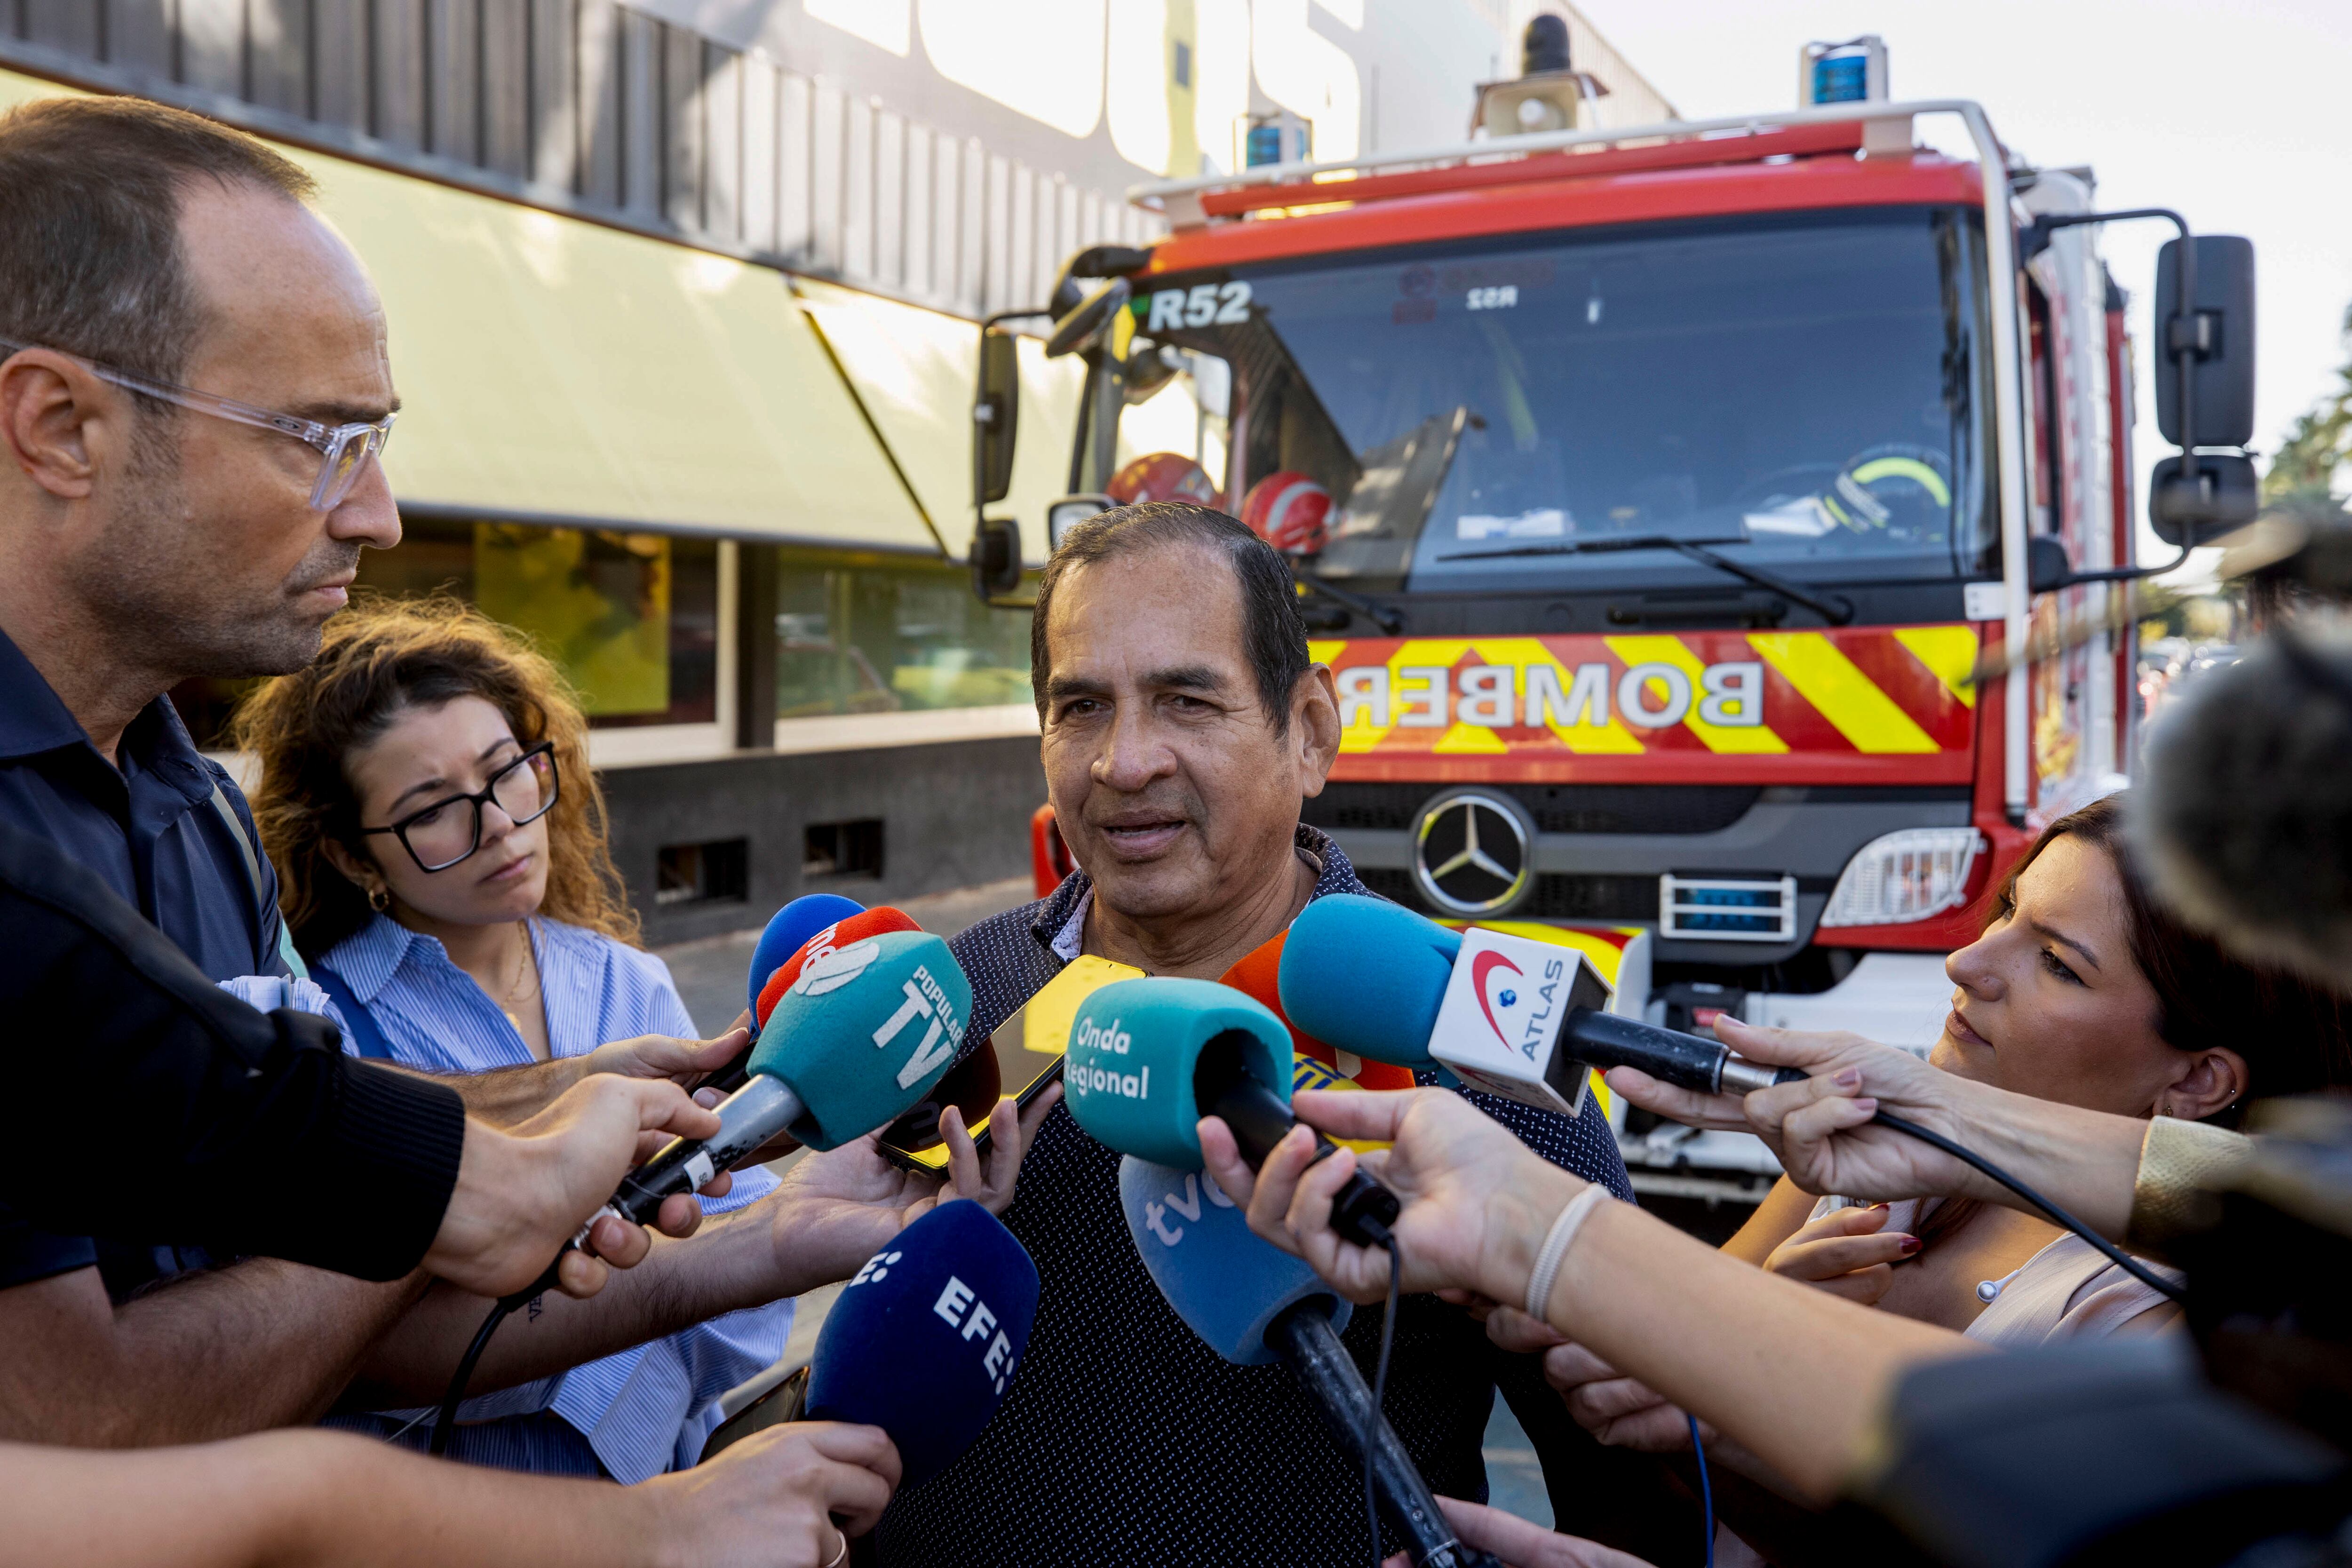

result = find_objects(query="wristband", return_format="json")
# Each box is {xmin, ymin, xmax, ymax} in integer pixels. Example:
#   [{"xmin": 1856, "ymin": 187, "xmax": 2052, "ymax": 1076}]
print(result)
[{"xmin": 1524, "ymin": 1184, "xmax": 1610, "ymax": 1321}]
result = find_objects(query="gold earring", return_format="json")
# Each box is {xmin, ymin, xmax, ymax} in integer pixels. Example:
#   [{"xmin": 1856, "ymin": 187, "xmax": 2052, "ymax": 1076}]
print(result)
[{"xmin": 368, "ymin": 885, "xmax": 391, "ymax": 913}]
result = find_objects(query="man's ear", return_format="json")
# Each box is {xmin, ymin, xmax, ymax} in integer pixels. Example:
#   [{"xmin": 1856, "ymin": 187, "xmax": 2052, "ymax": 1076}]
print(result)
[
  {"xmin": 1294, "ymin": 664, "xmax": 1341, "ymax": 796},
  {"xmin": 0, "ymin": 351, "xmax": 112, "ymax": 503},
  {"xmin": 2158, "ymin": 1046, "xmax": 2249, "ymax": 1122}
]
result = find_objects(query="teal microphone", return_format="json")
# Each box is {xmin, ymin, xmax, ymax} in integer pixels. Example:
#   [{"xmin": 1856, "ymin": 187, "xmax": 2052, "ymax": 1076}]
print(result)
[
  {"xmin": 601, "ymin": 928, "xmax": 971, "ymax": 1227},
  {"xmin": 1064, "ymin": 977, "xmax": 1399, "ymax": 1248}
]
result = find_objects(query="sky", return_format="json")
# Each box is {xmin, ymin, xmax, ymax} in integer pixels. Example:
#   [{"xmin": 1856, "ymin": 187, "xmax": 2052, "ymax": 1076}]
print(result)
[{"xmin": 1573, "ymin": 0, "xmax": 2352, "ymax": 568}]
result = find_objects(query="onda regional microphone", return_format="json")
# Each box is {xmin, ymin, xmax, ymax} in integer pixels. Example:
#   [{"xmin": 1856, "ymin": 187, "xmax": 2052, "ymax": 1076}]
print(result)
[
  {"xmin": 1279, "ymin": 895, "xmax": 1802, "ymax": 1108},
  {"xmin": 805, "ymin": 1199, "xmax": 1039, "ymax": 1488},
  {"xmin": 1064, "ymin": 978, "xmax": 1400, "ymax": 1249},
  {"xmin": 1118, "ymin": 1157, "xmax": 1496, "ymax": 1568}
]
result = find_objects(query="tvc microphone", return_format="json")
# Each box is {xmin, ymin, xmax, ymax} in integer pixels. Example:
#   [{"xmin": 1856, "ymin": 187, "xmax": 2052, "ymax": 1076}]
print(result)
[
  {"xmin": 1063, "ymin": 977, "xmax": 1400, "ymax": 1248},
  {"xmin": 1277, "ymin": 895, "xmax": 1798, "ymax": 1112},
  {"xmin": 805, "ymin": 1199, "xmax": 1040, "ymax": 1488},
  {"xmin": 1118, "ymin": 1157, "xmax": 1498, "ymax": 1568}
]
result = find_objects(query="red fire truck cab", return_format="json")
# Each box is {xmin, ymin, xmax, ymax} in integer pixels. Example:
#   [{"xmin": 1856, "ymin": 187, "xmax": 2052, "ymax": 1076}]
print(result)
[{"xmin": 974, "ymin": 79, "xmax": 2257, "ymax": 1204}]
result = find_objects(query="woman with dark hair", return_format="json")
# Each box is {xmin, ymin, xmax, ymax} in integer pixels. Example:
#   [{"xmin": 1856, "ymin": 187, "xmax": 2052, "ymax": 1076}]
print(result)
[
  {"xmin": 1510, "ymin": 794, "xmax": 2352, "ymax": 1560},
  {"xmin": 230, "ymin": 596, "xmax": 791, "ymax": 1479},
  {"xmin": 1720, "ymin": 791, "xmax": 2350, "ymax": 1341}
]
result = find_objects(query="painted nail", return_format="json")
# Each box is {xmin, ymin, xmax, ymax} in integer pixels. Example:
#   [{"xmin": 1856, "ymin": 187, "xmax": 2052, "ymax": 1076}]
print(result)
[
  {"xmin": 1834, "ymin": 1068, "xmax": 1863, "ymax": 1089},
  {"xmin": 1898, "ymin": 1235, "xmax": 1922, "ymax": 1255}
]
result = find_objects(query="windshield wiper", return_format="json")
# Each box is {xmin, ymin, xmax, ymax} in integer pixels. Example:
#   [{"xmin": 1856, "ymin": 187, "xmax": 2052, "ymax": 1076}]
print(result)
[
  {"xmin": 1439, "ymin": 535, "xmax": 1854, "ymax": 627},
  {"xmin": 1295, "ymin": 565, "xmax": 1404, "ymax": 634}
]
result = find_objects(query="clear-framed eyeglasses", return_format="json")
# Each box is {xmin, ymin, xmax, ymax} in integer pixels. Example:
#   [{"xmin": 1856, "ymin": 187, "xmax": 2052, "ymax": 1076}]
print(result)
[
  {"xmin": 360, "ymin": 743, "xmax": 560, "ymax": 874},
  {"xmin": 0, "ymin": 335, "xmax": 395, "ymax": 512}
]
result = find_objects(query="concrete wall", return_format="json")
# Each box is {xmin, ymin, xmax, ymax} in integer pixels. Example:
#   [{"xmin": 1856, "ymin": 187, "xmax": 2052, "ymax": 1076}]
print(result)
[{"xmin": 601, "ymin": 733, "xmax": 1047, "ymax": 945}]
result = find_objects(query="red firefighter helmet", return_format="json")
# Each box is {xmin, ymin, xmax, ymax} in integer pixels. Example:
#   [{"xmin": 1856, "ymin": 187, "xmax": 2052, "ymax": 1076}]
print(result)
[
  {"xmin": 1107, "ymin": 451, "xmax": 1219, "ymax": 508},
  {"xmin": 1239, "ymin": 471, "xmax": 1333, "ymax": 556}
]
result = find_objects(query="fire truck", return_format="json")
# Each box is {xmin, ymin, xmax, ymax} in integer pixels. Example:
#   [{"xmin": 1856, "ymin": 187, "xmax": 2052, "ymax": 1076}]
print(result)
[{"xmin": 968, "ymin": 44, "xmax": 2258, "ymax": 1208}]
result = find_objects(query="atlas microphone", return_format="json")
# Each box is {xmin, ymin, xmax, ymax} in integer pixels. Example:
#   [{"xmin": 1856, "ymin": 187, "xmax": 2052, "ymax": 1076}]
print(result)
[
  {"xmin": 1064, "ymin": 978, "xmax": 1401, "ymax": 1249},
  {"xmin": 1117, "ymin": 1157, "xmax": 1499, "ymax": 1568},
  {"xmin": 1278, "ymin": 895, "xmax": 1804, "ymax": 1109},
  {"xmin": 805, "ymin": 1199, "xmax": 1039, "ymax": 1488}
]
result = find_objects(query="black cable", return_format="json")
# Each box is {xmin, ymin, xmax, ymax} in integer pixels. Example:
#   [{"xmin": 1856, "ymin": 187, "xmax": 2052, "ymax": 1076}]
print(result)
[
  {"xmin": 429, "ymin": 1297, "xmax": 515, "ymax": 1457},
  {"xmin": 1367, "ymin": 1233, "xmax": 1401, "ymax": 1568},
  {"xmin": 1871, "ymin": 1111, "xmax": 2186, "ymax": 1305}
]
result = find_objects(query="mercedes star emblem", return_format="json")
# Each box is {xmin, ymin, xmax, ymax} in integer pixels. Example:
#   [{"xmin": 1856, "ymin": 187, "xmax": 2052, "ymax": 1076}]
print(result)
[{"xmin": 1409, "ymin": 789, "xmax": 1534, "ymax": 916}]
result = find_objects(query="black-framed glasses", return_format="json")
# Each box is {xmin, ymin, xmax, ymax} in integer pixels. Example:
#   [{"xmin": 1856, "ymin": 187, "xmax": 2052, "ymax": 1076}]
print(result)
[{"xmin": 361, "ymin": 743, "xmax": 559, "ymax": 873}]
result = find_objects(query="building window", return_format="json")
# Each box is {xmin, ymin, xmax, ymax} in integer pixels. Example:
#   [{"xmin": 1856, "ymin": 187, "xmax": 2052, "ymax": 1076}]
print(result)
[
  {"xmin": 773, "ymin": 550, "xmax": 1033, "ymax": 720},
  {"xmin": 357, "ymin": 518, "xmax": 720, "ymax": 729}
]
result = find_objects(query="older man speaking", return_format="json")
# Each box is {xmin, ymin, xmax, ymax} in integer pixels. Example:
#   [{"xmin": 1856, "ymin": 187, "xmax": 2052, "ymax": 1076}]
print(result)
[{"xmin": 882, "ymin": 503, "xmax": 1634, "ymax": 1564}]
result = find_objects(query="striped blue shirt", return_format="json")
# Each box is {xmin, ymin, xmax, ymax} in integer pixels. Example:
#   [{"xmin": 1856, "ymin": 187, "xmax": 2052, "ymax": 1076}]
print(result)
[{"xmin": 317, "ymin": 913, "xmax": 792, "ymax": 1481}]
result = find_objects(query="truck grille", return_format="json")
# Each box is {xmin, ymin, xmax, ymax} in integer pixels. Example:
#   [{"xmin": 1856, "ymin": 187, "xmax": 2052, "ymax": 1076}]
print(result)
[
  {"xmin": 1359, "ymin": 868, "xmax": 1659, "ymax": 922},
  {"xmin": 1306, "ymin": 783, "xmax": 1762, "ymax": 837}
]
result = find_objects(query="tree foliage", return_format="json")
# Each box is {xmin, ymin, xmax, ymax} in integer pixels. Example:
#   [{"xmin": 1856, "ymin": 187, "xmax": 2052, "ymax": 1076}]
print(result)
[{"xmin": 2266, "ymin": 300, "xmax": 2352, "ymax": 510}]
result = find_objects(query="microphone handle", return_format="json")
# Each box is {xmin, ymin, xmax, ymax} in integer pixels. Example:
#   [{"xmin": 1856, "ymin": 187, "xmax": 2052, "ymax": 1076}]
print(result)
[
  {"xmin": 604, "ymin": 1073, "xmax": 806, "ymax": 1229},
  {"xmin": 1560, "ymin": 1008, "xmax": 1804, "ymax": 1097},
  {"xmin": 1205, "ymin": 1075, "xmax": 1399, "ymax": 1248},
  {"xmin": 1265, "ymin": 1304, "xmax": 1502, "ymax": 1568}
]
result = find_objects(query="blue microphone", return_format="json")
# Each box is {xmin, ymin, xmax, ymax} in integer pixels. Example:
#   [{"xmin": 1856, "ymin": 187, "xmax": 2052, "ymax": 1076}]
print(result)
[
  {"xmin": 1279, "ymin": 895, "xmax": 1798, "ymax": 1098},
  {"xmin": 806, "ymin": 1200, "xmax": 1040, "ymax": 1487},
  {"xmin": 1118, "ymin": 1158, "xmax": 1496, "ymax": 1568},
  {"xmin": 748, "ymin": 894, "xmax": 866, "ymax": 1014}
]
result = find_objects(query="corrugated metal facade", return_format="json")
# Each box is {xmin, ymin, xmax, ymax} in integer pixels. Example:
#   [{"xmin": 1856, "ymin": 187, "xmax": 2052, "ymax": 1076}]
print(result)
[{"xmin": 0, "ymin": 0, "xmax": 1163, "ymax": 321}]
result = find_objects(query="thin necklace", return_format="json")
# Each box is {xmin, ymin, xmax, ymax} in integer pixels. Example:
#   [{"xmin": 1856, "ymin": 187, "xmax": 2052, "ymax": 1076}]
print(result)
[{"xmin": 501, "ymin": 919, "xmax": 539, "ymax": 1031}]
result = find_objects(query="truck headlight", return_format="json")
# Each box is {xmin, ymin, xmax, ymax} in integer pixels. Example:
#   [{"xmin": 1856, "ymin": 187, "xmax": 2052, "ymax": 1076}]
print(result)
[{"xmin": 1819, "ymin": 828, "xmax": 1986, "ymax": 927}]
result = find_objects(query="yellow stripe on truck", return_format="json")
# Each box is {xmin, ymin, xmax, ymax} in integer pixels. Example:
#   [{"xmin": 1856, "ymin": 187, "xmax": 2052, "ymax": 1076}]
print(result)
[
  {"xmin": 1892, "ymin": 625, "xmax": 1980, "ymax": 709},
  {"xmin": 1748, "ymin": 632, "xmax": 1940, "ymax": 753}
]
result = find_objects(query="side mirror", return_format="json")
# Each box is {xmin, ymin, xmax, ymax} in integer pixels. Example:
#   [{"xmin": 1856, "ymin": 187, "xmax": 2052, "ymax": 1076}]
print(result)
[
  {"xmin": 2026, "ymin": 535, "xmax": 2074, "ymax": 594},
  {"xmin": 1047, "ymin": 494, "xmax": 1115, "ymax": 551},
  {"xmin": 2154, "ymin": 235, "xmax": 2256, "ymax": 449},
  {"xmin": 1045, "ymin": 277, "xmax": 1131, "ymax": 359},
  {"xmin": 974, "ymin": 329, "xmax": 1019, "ymax": 507},
  {"xmin": 970, "ymin": 517, "xmax": 1023, "ymax": 599},
  {"xmin": 2150, "ymin": 454, "xmax": 2260, "ymax": 546}
]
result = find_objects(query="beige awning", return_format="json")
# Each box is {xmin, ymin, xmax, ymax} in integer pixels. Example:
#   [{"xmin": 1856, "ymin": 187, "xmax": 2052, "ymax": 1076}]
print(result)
[{"xmin": 1, "ymin": 67, "xmax": 938, "ymax": 552}]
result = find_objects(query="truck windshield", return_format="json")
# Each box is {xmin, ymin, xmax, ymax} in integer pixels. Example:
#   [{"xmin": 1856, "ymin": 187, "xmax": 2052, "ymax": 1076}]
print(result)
[{"xmin": 1122, "ymin": 207, "xmax": 1990, "ymax": 594}]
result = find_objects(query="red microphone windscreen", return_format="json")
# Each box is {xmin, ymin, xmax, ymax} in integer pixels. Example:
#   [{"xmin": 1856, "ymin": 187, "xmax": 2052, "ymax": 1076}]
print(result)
[
  {"xmin": 755, "ymin": 906, "xmax": 922, "ymax": 1027},
  {"xmin": 1218, "ymin": 929, "xmax": 1415, "ymax": 1091}
]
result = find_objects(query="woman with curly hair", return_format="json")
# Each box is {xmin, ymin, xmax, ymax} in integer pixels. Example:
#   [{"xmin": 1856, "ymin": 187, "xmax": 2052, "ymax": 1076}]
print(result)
[{"xmin": 230, "ymin": 595, "xmax": 792, "ymax": 1479}]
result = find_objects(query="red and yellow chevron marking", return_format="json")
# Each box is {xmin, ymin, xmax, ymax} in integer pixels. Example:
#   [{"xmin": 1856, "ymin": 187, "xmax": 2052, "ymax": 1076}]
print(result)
[{"xmin": 1310, "ymin": 625, "xmax": 1979, "ymax": 786}]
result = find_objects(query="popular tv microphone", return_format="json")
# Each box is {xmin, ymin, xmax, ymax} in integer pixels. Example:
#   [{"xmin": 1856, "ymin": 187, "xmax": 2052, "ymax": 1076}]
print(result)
[
  {"xmin": 805, "ymin": 1199, "xmax": 1039, "ymax": 1488},
  {"xmin": 1063, "ymin": 978, "xmax": 1400, "ymax": 1248},
  {"xmin": 1279, "ymin": 896, "xmax": 1801, "ymax": 1109},
  {"xmin": 747, "ymin": 894, "xmax": 866, "ymax": 1015},
  {"xmin": 703, "ymin": 905, "xmax": 923, "ymax": 1097},
  {"xmin": 1118, "ymin": 1156, "xmax": 1496, "ymax": 1568},
  {"xmin": 595, "ymin": 930, "xmax": 972, "ymax": 1234},
  {"xmin": 755, "ymin": 907, "xmax": 925, "ymax": 1029}
]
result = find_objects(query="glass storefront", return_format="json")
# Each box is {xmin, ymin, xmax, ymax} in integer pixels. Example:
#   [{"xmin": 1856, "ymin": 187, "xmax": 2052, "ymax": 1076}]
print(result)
[
  {"xmin": 773, "ymin": 551, "xmax": 1033, "ymax": 720},
  {"xmin": 356, "ymin": 518, "xmax": 720, "ymax": 729}
]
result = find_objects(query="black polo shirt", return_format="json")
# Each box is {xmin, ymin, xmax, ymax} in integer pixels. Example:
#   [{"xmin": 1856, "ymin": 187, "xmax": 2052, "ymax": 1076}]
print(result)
[
  {"xmin": 0, "ymin": 626, "xmax": 289, "ymax": 1291},
  {"xmin": 878, "ymin": 827, "xmax": 1636, "ymax": 1566}
]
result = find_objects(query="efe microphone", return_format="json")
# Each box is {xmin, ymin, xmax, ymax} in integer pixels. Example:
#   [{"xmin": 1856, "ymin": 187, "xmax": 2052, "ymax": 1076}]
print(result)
[
  {"xmin": 1064, "ymin": 978, "xmax": 1399, "ymax": 1249},
  {"xmin": 805, "ymin": 1199, "xmax": 1039, "ymax": 1488},
  {"xmin": 1118, "ymin": 1156, "xmax": 1498, "ymax": 1568}
]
